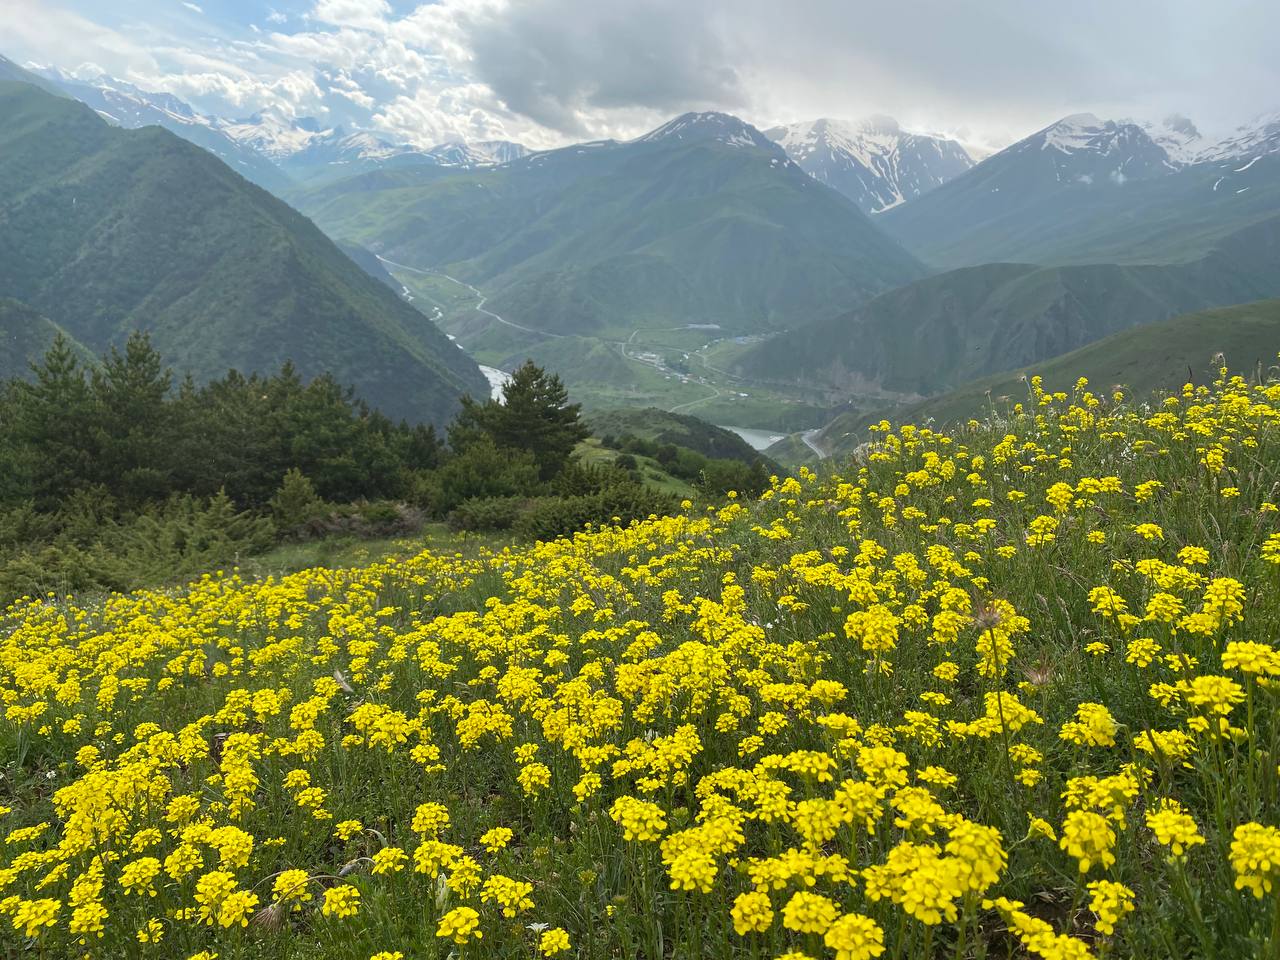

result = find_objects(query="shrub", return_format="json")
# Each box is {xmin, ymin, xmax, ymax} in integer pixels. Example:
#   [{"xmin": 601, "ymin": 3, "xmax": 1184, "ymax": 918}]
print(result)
[
  {"xmin": 448, "ymin": 496, "xmax": 530, "ymax": 532},
  {"xmin": 271, "ymin": 469, "xmax": 328, "ymax": 536},
  {"xmin": 514, "ymin": 484, "xmax": 678, "ymax": 542}
]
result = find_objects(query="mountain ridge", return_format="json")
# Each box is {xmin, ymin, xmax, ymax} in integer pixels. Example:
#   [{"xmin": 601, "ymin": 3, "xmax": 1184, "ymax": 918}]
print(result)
[
  {"xmin": 735, "ymin": 211, "xmax": 1280, "ymax": 398},
  {"xmin": 294, "ymin": 110, "xmax": 927, "ymax": 340},
  {"xmin": 0, "ymin": 80, "xmax": 487, "ymax": 424},
  {"xmin": 765, "ymin": 116, "xmax": 974, "ymax": 213},
  {"xmin": 879, "ymin": 109, "xmax": 1280, "ymax": 267}
]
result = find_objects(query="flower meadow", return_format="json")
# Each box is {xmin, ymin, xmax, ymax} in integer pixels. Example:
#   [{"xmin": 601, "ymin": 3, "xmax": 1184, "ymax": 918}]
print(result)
[{"xmin": 4, "ymin": 371, "xmax": 1280, "ymax": 960}]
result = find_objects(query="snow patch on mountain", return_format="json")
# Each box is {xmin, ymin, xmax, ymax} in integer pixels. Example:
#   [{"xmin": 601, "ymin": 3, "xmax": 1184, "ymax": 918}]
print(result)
[
  {"xmin": 636, "ymin": 112, "xmax": 776, "ymax": 151},
  {"xmin": 765, "ymin": 116, "xmax": 973, "ymax": 213},
  {"xmin": 1203, "ymin": 110, "xmax": 1280, "ymax": 162}
]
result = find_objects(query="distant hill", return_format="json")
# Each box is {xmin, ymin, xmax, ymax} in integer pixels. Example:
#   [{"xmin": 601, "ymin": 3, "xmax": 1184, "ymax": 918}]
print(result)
[
  {"xmin": 734, "ymin": 214, "xmax": 1280, "ymax": 398},
  {"xmin": 0, "ymin": 80, "xmax": 486, "ymax": 424},
  {"xmin": 0, "ymin": 298, "xmax": 92, "ymax": 380},
  {"xmin": 585, "ymin": 407, "xmax": 774, "ymax": 468},
  {"xmin": 879, "ymin": 112, "xmax": 1280, "ymax": 268},
  {"xmin": 293, "ymin": 111, "xmax": 926, "ymax": 340},
  {"xmin": 812, "ymin": 298, "xmax": 1280, "ymax": 460}
]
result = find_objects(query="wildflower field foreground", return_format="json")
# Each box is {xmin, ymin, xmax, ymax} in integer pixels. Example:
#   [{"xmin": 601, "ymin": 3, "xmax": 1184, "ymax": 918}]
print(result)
[{"xmin": 5, "ymin": 372, "xmax": 1280, "ymax": 960}]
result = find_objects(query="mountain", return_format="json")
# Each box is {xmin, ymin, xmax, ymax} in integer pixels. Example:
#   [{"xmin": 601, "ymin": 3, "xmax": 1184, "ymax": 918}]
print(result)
[
  {"xmin": 0, "ymin": 80, "xmax": 486, "ymax": 424},
  {"xmin": 424, "ymin": 140, "xmax": 530, "ymax": 167},
  {"xmin": 274, "ymin": 129, "xmax": 530, "ymax": 185},
  {"xmin": 764, "ymin": 116, "xmax": 973, "ymax": 213},
  {"xmin": 808, "ymin": 298, "xmax": 1280, "ymax": 460},
  {"xmin": 1141, "ymin": 114, "xmax": 1210, "ymax": 163},
  {"xmin": 16, "ymin": 61, "xmax": 530, "ymax": 191},
  {"xmin": 27, "ymin": 65, "xmax": 292, "ymax": 192},
  {"xmin": 294, "ymin": 111, "xmax": 926, "ymax": 339},
  {"xmin": 735, "ymin": 211, "xmax": 1280, "ymax": 398},
  {"xmin": 1205, "ymin": 111, "xmax": 1280, "ymax": 162},
  {"xmin": 0, "ymin": 54, "xmax": 65, "ymax": 96},
  {"xmin": 879, "ymin": 111, "xmax": 1280, "ymax": 267}
]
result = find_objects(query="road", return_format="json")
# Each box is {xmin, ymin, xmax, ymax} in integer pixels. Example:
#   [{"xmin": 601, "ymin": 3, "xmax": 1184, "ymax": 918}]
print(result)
[
  {"xmin": 801, "ymin": 429, "xmax": 828, "ymax": 459},
  {"xmin": 377, "ymin": 256, "xmax": 565, "ymax": 340},
  {"xmin": 381, "ymin": 258, "xmax": 740, "ymax": 416},
  {"xmin": 667, "ymin": 381, "xmax": 723, "ymax": 414}
]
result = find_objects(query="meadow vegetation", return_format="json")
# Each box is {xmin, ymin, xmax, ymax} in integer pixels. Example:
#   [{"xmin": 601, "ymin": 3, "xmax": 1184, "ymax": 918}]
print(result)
[
  {"xmin": 2, "ymin": 367, "xmax": 1280, "ymax": 959},
  {"xmin": 0, "ymin": 338, "xmax": 673, "ymax": 605}
]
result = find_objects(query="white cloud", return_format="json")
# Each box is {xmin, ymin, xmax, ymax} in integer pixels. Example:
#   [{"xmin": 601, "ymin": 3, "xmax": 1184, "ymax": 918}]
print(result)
[
  {"xmin": 8, "ymin": 0, "xmax": 1279, "ymax": 150},
  {"xmin": 182, "ymin": 1, "xmax": 203, "ymax": 13},
  {"xmin": 308, "ymin": 0, "xmax": 392, "ymax": 34}
]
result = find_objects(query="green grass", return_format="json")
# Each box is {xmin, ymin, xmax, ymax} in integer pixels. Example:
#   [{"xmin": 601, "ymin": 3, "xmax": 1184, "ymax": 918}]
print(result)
[
  {"xmin": 235, "ymin": 526, "xmax": 492, "ymax": 580},
  {"xmin": 574, "ymin": 439, "xmax": 697, "ymax": 497}
]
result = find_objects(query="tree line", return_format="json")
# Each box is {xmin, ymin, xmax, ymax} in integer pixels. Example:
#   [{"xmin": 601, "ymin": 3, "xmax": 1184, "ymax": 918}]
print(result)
[{"xmin": 0, "ymin": 334, "xmax": 681, "ymax": 602}]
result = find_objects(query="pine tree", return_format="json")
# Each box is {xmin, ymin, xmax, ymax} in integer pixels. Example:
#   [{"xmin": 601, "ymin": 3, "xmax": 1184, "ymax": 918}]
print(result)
[
  {"xmin": 449, "ymin": 361, "xmax": 588, "ymax": 481},
  {"xmin": 90, "ymin": 332, "xmax": 174, "ymax": 503},
  {"xmin": 271, "ymin": 468, "xmax": 326, "ymax": 532},
  {"xmin": 13, "ymin": 335, "xmax": 96, "ymax": 506}
]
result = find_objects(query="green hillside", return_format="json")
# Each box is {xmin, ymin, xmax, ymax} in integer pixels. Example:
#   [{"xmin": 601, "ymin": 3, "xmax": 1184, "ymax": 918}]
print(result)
[
  {"xmin": 0, "ymin": 81, "xmax": 487, "ymax": 425},
  {"xmin": 0, "ymin": 298, "xmax": 91, "ymax": 379},
  {"xmin": 294, "ymin": 112, "xmax": 924, "ymax": 341},
  {"xmin": 880, "ymin": 142, "xmax": 1280, "ymax": 269},
  {"xmin": 736, "ymin": 217, "xmax": 1280, "ymax": 400},
  {"xmin": 585, "ymin": 407, "xmax": 773, "ymax": 467},
  {"xmin": 813, "ymin": 298, "xmax": 1280, "ymax": 459}
]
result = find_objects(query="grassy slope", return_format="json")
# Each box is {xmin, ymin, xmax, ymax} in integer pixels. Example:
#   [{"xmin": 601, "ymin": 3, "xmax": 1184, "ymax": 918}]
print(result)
[
  {"xmin": 815, "ymin": 298, "xmax": 1280, "ymax": 459},
  {"xmin": 736, "ymin": 215, "xmax": 1280, "ymax": 399},
  {"xmin": 0, "ymin": 81, "xmax": 487, "ymax": 425},
  {"xmin": 574, "ymin": 438, "xmax": 698, "ymax": 497},
  {"xmin": 293, "ymin": 122, "xmax": 925, "ymax": 339}
]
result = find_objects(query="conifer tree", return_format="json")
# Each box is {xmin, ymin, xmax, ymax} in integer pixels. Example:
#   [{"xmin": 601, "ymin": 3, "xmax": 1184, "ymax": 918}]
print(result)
[
  {"xmin": 449, "ymin": 360, "xmax": 588, "ymax": 481},
  {"xmin": 13, "ymin": 335, "xmax": 95, "ymax": 506}
]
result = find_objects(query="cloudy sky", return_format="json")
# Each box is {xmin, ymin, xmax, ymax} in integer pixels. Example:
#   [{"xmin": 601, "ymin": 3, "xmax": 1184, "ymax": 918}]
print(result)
[{"xmin": 3, "ymin": 0, "xmax": 1278, "ymax": 152}]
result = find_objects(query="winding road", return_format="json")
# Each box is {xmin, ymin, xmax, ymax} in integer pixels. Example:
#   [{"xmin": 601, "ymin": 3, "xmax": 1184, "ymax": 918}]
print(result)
[
  {"xmin": 377, "ymin": 256, "xmax": 565, "ymax": 340},
  {"xmin": 379, "ymin": 256, "xmax": 787, "ymax": 423},
  {"xmin": 800, "ymin": 429, "xmax": 828, "ymax": 459}
]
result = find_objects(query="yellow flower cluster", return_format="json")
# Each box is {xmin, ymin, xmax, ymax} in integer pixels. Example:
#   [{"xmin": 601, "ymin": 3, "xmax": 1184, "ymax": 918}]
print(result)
[{"xmin": 2, "ymin": 368, "xmax": 1280, "ymax": 957}]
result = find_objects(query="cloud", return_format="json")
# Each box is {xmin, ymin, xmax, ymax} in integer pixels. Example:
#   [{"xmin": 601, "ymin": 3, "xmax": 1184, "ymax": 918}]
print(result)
[
  {"xmin": 182, "ymin": 1, "xmax": 203, "ymax": 13},
  {"xmin": 410, "ymin": 0, "xmax": 745, "ymax": 136},
  {"xmin": 8, "ymin": 0, "xmax": 1280, "ymax": 150},
  {"xmin": 437, "ymin": 0, "xmax": 1280, "ymax": 141},
  {"xmin": 308, "ymin": 0, "xmax": 392, "ymax": 33}
]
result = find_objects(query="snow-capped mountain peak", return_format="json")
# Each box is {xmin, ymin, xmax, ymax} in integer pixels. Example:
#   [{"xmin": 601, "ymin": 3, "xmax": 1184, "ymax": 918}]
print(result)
[
  {"xmin": 1203, "ymin": 110, "xmax": 1280, "ymax": 162},
  {"xmin": 764, "ymin": 116, "xmax": 974, "ymax": 213},
  {"xmin": 217, "ymin": 110, "xmax": 324, "ymax": 159},
  {"xmin": 1039, "ymin": 113, "xmax": 1113, "ymax": 153},
  {"xmin": 1144, "ymin": 114, "xmax": 1209, "ymax": 164},
  {"xmin": 425, "ymin": 139, "xmax": 530, "ymax": 166},
  {"xmin": 636, "ymin": 111, "xmax": 774, "ymax": 150}
]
